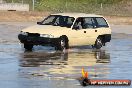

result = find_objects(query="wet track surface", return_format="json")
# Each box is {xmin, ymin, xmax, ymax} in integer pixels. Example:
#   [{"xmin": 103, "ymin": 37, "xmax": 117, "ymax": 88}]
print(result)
[{"xmin": 0, "ymin": 22, "xmax": 132, "ymax": 88}]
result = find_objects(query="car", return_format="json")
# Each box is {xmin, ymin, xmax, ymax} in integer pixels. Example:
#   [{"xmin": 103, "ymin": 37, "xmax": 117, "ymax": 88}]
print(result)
[{"xmin": 18, "ymin": 13, "xmax": 111, "ymax": 51}]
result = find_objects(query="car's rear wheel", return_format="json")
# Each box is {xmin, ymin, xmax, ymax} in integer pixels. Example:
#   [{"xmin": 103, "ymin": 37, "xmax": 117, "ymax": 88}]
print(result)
[
  {"xmin": 24, "ymin": 44, "xmax": 33, "ymax": 51},
  {"xmin": 55, "ymin": 37, "xmax": 69, "ymax": 51},
  {"xmin": 94, "ymin": 37, "xmax": 103, "ymax": 49}
]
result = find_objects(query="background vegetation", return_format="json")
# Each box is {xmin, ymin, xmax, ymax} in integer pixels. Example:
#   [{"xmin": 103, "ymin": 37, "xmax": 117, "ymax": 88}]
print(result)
[{"xmin": 3, "ymin": 0, "xmax": 132, "ymax": 16}]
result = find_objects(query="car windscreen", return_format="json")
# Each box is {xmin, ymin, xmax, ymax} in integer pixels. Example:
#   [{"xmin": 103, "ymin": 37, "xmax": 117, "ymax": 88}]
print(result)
[{"xmin": 40, "ymin": 15, "xmax": 75, "ymax": 28}]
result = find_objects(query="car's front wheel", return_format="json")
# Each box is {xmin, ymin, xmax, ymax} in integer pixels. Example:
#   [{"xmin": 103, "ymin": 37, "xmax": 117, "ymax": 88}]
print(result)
[
  {"xmin": 24, "ymin": 44, "xmax": 33, "ymax": 51},
  {"xmin": 94, "ymin": 37, "xmax": 103, "ymax": 49},
  {"xmin": 55, "ymin": 37, "xmax": 69, "ymax": 51}
]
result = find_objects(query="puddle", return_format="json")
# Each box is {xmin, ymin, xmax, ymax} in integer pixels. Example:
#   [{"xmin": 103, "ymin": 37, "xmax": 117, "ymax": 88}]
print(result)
[
  {"xmin": 0, "ymin": 23, "xmax": 132, "ymax": 88},
  {"xmin": 19, "ymin": 49, "xmax": 110, "ymax": 79}
]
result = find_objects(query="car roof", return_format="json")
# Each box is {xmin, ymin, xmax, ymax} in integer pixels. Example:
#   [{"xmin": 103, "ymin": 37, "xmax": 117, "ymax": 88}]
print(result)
[{"xmin": 51, "ymin": 13, "xmax": 103, "ymax": 18}]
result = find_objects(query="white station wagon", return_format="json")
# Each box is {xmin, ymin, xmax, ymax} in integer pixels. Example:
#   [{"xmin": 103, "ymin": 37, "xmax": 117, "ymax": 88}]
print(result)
[{"xmin": 18, "ymin": 13, "xmax": 111, "ymax": 51}]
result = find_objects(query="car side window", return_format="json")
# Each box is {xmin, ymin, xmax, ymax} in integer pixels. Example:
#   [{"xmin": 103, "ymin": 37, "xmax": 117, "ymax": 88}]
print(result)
[
  {"xmin": 72, "ymin": 17, "xmax": 84, "ymax": 30},
  {"xmin": 73, "ymin": 17, "xmax": 97, "ymax": 30},
  {"xmin": 83, "ymin": 18, "xmax": 96, "ymax": 29},
  {"xmin": 54, "ymin": 16, "xmax": 65, "ymax": 26},
  {"xmin": 67, "ymin": 17, "xmax": 75, "ymax": 27},
  {"xmin": 95, "ymin": 17, "xmax": 109, "ymax": 28},
  {"xmin": 54, "ymin": 16, "xmax": 75, "ymax": 28}
]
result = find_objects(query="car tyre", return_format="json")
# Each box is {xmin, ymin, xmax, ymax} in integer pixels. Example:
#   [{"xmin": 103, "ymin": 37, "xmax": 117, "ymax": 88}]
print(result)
[
  {"xmin": 94, "ymin": 37, "xmax": 103, "ymax": 49},
  {"xmin": 24, "ymin": 44, "xmax": 33, "ymax": 51},
  {"xmin": 55, "ymin": 37, "xmax": 69, "ymax": 51}
]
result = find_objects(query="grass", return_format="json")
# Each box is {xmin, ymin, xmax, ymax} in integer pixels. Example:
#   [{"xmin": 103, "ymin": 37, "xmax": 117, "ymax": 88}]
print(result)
[
  {"xmin": 3, "ymin": 0, "xmax": 132, "ymax": 16},
  {"xmin": 34, "ymin": 0, "xmax": 132, "ymax": 16}
]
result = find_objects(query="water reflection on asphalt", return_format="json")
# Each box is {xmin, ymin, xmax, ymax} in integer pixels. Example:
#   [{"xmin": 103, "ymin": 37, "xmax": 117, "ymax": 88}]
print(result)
[
  {"xmin": 0, "ymin": 23, "xmax": 132, "ymax": 88},
  {"xmin": 19, "ymin": 49, "xmax": 110, "ymax": 80}
]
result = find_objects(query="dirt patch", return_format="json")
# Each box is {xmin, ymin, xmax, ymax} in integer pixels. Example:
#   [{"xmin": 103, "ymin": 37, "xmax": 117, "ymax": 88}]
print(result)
[
  {"xmin": 0, "ymin": 11, "xmax": 132, "ymax": 24},
  {"xmin": 105, "ymin": 16, "xmax": 132, "ymax": 25},
  {"xmin": 0, "ymin": 11, "xmax": 50, "ymax": 22}
]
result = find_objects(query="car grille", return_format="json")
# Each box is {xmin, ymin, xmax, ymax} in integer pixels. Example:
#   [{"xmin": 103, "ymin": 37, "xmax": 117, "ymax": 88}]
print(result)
[{"xmin": 28, "ymin": 33, "xmax": 40, "ymax": 37}]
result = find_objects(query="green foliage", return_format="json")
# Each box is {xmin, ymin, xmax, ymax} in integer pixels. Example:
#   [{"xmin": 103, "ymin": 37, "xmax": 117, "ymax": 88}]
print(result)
[
  {"xmin": 35, "ymin": 0, "xmax": 125, "ymax": 11},
  {"xmin": 3, "ymin": 0, "xmax": 130, "ymax": 15}
]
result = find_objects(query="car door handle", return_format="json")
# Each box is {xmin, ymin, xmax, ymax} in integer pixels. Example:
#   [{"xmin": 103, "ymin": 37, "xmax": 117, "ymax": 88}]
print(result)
[
  {"xmin": 84, "ymin": 31, "xmax": 86, "ymax": 33},
  {"xmin": 95, "ymin": 30, "xmax": 97, "ymax": 32}
]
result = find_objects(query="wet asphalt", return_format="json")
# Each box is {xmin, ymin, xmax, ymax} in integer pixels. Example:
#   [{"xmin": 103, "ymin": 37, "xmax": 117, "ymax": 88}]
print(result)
[{"xmin": 0, "ymin": 22, "xmax": 132, "ymax": 88}]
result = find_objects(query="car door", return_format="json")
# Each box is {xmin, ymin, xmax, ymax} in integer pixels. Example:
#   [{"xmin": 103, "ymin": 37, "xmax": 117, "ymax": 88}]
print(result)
[
  {"xmin": 67, "ymin": 17, "xmax": 91, "ymax": 46},
  {"xmin": 81, "ymin": 17, "xmax": 98, "ymax": 45}
]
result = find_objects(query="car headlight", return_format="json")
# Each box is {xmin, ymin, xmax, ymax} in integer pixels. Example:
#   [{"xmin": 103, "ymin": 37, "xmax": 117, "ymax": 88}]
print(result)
[
  {"xmin": 40, "ymin": 34, "xmax": 54, "ymax": 38},
  {"xmin": 20, "ymin": 31, "xmax": 28, "ymax": 36}
]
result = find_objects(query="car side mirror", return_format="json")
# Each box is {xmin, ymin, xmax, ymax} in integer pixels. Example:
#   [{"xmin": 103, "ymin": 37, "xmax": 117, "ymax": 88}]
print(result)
[{"xmin": 37, "ymin": 22, "xmax": 42, "ymax": 25}]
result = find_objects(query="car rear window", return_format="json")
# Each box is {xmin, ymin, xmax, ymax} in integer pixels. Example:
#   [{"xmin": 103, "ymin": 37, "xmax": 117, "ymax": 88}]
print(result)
[{"xmin": 95, "ymin": 17, "xmax": 109, "ymax": 28}]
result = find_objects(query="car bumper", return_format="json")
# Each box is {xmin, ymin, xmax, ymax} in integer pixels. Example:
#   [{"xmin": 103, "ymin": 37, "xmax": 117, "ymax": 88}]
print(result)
[{"xmin": 18, "ymin": 34, "xmax": 60, "ymax": 46}]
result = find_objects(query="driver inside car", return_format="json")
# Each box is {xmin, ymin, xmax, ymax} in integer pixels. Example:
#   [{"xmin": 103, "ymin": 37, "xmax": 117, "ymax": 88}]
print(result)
[{"xmin": 73, "ymin": 18, "xmax": 85, "ymax": 30}]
